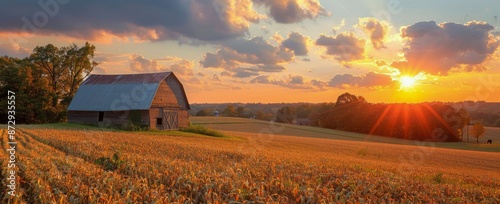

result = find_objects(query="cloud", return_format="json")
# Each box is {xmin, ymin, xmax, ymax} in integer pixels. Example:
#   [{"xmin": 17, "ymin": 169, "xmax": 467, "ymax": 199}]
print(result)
[
  {"xmin": 233, "ymin": 70, "xmax": 260, "ymax": 78},
  {"xmin": 91, "ymin": 66, "xmax": 107, "ymax": 74},
  {"xmin": 394, "ymin": 21, "xmax": 499, "ymax": 75},
  {"xmin": 358, "ymin": 17, "xmax": 389, "ymax": 49},
  {"xmin": 329, "ymin": 72, "xmax": 393, "ymax": 88},
  {"xmin": 201, "ymin": 37, "xmax": 293, "ymax": 68},
  {"xmin": 281, "ymin": 32, "xmax": 310, "ymax": 56},
  {"xmin": 332, "ymin": 19, "xmax": 345, "ymax": 35},
  {"xmin": 168, "ymin": 60, "xmax": 195, "ymax": 76},
  {"xmin": 315, "ymin": 32, "xmax": 366, "ymax": 66},
  {"xmin": 250, "ymin": 74, "xmax": 326, "ymax": 89},
  {"xmin": 0, "ymin": 42, "xmax": 31, "ymax": 58},
  {"xmin": 246, "ymin": 64, "xmax": 286, "ymax": 72},
  {"xmin": 129, "ymin": 54, "xmax": 194, "ymax": 76},
  {"xmin": 200, "ymin": 36, "xmax": 293, "ymax": 78},
  {"xmin": 254, "ymin": 0, "xmax": 328, "ymax": 23},
  {"xmin": 129, "ymin": 54, "xmax": 160, "ymax": 72},
  {"xmin": 220, "ymin": 71, "xmax": 231, "ymax": 77},
  {"xmin": 0, "ymin": 0, "xmax": 263, "ymax": 42}
]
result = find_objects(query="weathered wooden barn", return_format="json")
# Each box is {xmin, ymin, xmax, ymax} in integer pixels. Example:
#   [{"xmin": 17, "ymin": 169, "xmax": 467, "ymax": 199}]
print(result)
[{"xmin": 67, "ymin": 72, "xmax": 190, "ymax": 130}]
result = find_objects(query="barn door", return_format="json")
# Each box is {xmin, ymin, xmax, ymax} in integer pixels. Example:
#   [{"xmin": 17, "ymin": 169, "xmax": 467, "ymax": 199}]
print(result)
[{"xmin": 163, "ymin": 111, "xmax": 179, "ymax": 130}]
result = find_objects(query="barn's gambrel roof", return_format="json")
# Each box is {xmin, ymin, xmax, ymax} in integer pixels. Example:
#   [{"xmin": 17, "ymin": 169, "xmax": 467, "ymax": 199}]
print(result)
[{"xmin": 68, "ymin": 72, "xmax": 190, "ymax": 111}]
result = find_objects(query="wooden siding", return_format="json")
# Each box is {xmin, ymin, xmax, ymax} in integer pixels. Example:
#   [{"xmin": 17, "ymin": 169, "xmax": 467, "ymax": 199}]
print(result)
[
  {"xmin": 149, "ymin": 108, "xmax": 189, "ymax": 130},
  {"xmin": 150, "ymin": 82, "xmax": 179, "ymax": 108},
  {"xmin": 68, "ymin": 110, "xmax": 150, "ymax": 127}
]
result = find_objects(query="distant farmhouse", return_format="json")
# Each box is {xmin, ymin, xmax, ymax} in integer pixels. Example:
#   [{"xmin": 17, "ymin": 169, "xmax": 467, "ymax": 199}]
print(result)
[{"xmin": 67, "ymin": 72, "xmax": 190, "ymax": 130}]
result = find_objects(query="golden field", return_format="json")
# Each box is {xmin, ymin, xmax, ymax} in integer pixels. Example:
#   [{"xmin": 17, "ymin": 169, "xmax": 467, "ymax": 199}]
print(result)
[{"xmin": 1, "ymin": 117, "xmax": 499, "ymax": 203}]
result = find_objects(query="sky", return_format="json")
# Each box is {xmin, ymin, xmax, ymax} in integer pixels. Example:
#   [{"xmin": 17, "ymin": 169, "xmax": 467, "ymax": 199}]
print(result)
[{"xmin": 1, "ymin": 0, "xmax": 499, "ymax": 103}]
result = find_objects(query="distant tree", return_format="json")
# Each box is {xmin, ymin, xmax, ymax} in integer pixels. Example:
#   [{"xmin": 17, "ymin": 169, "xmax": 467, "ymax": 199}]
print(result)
[
  {"xmin": 296, "ymin": 104, "xmax": 313, "ymax": 118},
  {"xmin": 236, "ymin": 106, "xmax": 245, "ymax": 117},
  {"xmin": 195, "ymin": 109, "xmax": 212, "ymax": 116},
  {"xmin": 457, "ymin": 108, "xmax": 470, "ymax": 141},
  {"xmin": 494, "ymin": 119, "xmax": 500, "ymax": 127},
  {"xmin": 335, "ymin": 92, "xmax": 366, "ymax": 106},
  {"xmin": 275, "ymin": 106, "xmax": 296, "ymax": 124},
  {"xmin": 255, "ymin": 110, "xmax": 273, "ymax": 121},
  {"xmin": 223, "ymin": 105, "xmax": 237, "ymax": 117},
  {"xmin": 471, "ymin": 122, "xmax": 486, "ymax": 143}
]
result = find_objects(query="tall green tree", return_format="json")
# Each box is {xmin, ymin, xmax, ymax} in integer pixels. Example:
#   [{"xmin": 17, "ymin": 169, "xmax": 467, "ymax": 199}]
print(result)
[
  {"xmin": 0, "ymin": 56, "xmax": 50, "ymax": 123},
  {"xmin": 61, "ymin": 42, "xmax": 97, "ymax": 105},
  {"xmin": 29, "ymin": 44, "xmax": 65, "ymax": 108}
]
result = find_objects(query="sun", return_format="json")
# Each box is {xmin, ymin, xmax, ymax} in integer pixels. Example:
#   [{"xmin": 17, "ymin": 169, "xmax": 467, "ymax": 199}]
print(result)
[{"xmin": 399, "ymin": 75, "xmax": 417, "ymax": 90}]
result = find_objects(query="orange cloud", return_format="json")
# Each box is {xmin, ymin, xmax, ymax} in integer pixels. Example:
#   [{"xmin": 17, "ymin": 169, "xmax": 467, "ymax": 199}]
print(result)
[
  {"xmin": 315, "ymin": 32, "xmax": 366, "ymax": 67},
  {"xmin": 328, "ymin": 72, "xmax": 394, "ymax": 89},
  {"xmin": 394, "ymin": 21, "xmax": 499, "ymax": 75},
  {"xmin": 358, "ymin": 17, "xmax": 390, "ymax": 49}
]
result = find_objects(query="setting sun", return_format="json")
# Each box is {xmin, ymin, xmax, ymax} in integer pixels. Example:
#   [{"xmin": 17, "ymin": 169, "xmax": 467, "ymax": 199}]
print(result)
[{"xmin": 399, "ymin": 75, "xmax": 417, "ymax": 90}]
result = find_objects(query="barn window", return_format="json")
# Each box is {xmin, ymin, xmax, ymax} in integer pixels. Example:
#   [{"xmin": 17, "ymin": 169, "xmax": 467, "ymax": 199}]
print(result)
[
  {"xmin": 98, "ymin": 112, "xmax": 104, "ymax": 122},
  {"xmin": 156, "ymin": 118, "xmax": 162, "ymax": 125}
]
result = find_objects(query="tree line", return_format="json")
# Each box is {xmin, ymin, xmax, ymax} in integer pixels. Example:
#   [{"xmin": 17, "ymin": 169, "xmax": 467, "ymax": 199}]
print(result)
[
  {"xmin": 194, "ymin": 93, "xmax": 489, "ymax": 142},
  {"xmin": 0, "ymin": 43, "xmax": 97, "ymax": 124}
]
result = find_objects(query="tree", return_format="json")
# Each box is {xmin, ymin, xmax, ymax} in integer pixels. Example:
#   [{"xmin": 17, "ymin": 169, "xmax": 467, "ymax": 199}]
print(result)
[
  {"xmin": 0, "ymin": 43, "xmax": 97, "ymax": 124},
  {"xmin": 470, "ymin": 122, "xmax": 486, "ymax": 143},
  {"xmin": 335, "ymin": 92, "xmax": 366, "ymax": 107},
  {"xmin": 236, "ymin": 106, "xmax": 245, "ymax": 117},
  {"xmin": 29, "ymin": 44, "xmax": 65, "ymax": 108},
  {"xmin": 275, "ymin": 106, "xmax": 296, "ymax": 124},
  {"xmin": 195, "ymin": 109, "xmax": 211, "ymax": 116},
  {"xmin": 61, "ymin": 42, "xmax": 97, "ymax": 105},
  {"xmin": 0, "ymin": 56, "xmax": 51, "ymax": 123},
  {"xmin": 223, "ymin": 105, "xmax": 237, "ymax": 117},
  {"xmin": 457, "ymin": 108, "xmax": 470, "ymax": 141}
]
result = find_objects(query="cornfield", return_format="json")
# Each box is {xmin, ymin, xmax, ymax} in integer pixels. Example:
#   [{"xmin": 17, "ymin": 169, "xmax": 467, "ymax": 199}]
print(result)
[{"xmin": 1, "ymin": 127, "xmax": 499, "ymax": 203}]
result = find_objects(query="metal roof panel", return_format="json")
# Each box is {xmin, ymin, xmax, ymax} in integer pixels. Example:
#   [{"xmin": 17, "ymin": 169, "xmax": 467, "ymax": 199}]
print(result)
[
  {"xmin": 83, "ymin": 72, "xmax": 171, "ymax": 85},
  {"xmin": 67, "ymin": 83, "xmax": 159, "ymax": 111}
]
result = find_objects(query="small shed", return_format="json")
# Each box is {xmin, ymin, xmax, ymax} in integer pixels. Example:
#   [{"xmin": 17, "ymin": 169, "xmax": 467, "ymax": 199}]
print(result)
[{"xmin": 67, "ymin": 72, "xmax": 190, "ymax": 130}]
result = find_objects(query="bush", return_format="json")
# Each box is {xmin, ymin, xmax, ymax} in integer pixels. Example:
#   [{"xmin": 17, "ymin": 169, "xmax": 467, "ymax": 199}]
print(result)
[
  {"xmin": 94, "ymin": 152, "xmax": 125, "ymax": 171},
  {"xmin": 181, "ymin": 125, "xmax": 225, "ymax": 137},
  {"xmin": 122, "ymin": 121, "xmax": 149, "ymax": 131}
]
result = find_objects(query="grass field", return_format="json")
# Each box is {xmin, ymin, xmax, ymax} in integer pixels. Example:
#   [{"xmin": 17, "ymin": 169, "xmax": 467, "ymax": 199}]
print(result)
[
  {"xmin": 0, "ymin": 117, "xmax": 499, "ymax": 203},
  {"xmin": 192, "ymin": 116, "xmax": 500, "ymax": 152}
]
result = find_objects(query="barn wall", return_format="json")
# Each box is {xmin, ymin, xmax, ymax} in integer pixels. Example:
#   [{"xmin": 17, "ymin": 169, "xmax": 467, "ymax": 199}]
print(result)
[
  {"xmin": 178, "ymin": 110, "xmax": 189, "ymax": 128},
  {"xmin": 150, "ymin": 82, "xmax": 179, "ymax": 108},
  {"xmin": 68, "ymin": 110, "xmax": 150, "ymax": 127},
  {"xmin": 149, "ymin": 108, "xmax": 161, "ymax": 130},
  {"xmin": 68, "ymin": 111, "xmax": 98, "ymax": 123},
  {"xmin": 149, "ymin": 108, "xmax": 189, "ymax": 130},
  {"xmin": 166, "ymin": 75, "xmax": 190, "ymax": 110}
]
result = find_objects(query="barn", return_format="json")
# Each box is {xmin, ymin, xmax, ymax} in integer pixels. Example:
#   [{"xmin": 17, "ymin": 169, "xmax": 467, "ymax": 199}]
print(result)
[{"xmin": 67, "ymin": 72, "xmax": 190, "ymax": 130}]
